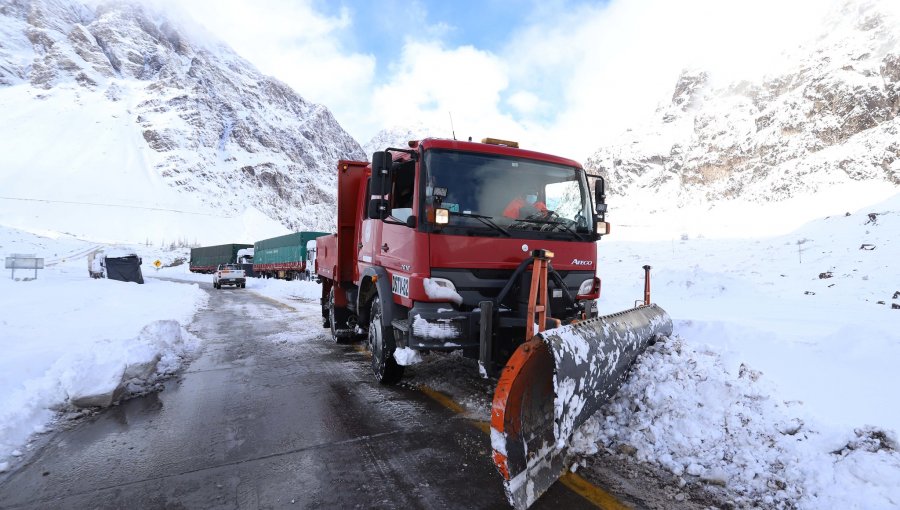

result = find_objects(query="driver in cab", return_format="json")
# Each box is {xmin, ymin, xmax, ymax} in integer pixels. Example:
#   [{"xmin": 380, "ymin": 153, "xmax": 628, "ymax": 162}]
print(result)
[{"xmin": 503, "ymin": 189, "xmax": 547, "ymax": 219}]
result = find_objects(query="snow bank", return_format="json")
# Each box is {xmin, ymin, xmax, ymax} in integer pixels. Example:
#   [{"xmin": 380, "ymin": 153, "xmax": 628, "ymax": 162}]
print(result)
[
  {"xmin": 0, "ymin": 229, "xmax": 207, "ymax": 470},
  {"xmin": 572, "ymin": 337, "xmax": 900, "ymax": 508}
]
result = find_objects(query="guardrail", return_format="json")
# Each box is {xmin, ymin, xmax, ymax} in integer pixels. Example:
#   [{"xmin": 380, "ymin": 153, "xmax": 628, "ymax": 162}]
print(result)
[{"xmin": 5, "ymin": 253, "xmax": 44, "ymax": 280}]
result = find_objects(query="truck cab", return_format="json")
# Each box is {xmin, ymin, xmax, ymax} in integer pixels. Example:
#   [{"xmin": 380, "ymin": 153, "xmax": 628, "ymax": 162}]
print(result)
[{"xmin": 318, "ymin": 138, "xmax": 608, "ymax": 382}]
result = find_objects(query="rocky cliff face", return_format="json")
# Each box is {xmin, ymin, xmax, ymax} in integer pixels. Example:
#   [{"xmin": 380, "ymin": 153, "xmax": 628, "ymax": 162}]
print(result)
[
  {"xmin": 0, "ymin": 0, "xmax": 364, "ymax": 232},
  {"xmin": 585, "ymin": 0, "xmax": 900, "ymax": 206}
]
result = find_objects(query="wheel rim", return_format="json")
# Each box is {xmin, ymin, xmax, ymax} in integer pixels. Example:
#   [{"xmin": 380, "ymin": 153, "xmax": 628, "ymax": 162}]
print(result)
[{"xmin": 329, "ymin": 288, "xmax": 338, "ymax": 341}]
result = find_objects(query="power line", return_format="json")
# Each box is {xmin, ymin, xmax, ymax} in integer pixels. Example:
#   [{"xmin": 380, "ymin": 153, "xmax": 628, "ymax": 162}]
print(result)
[{"xmin": 0, "ymin": 196, "xmax": 231, "ymax": 217}]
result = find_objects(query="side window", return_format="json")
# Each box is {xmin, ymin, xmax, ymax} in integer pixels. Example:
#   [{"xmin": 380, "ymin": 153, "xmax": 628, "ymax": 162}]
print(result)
[
  {"xmin": 364, "ymin": 177, "xmax": 375, "ymax": 219},
  {"xmin": 390, "ymin": 161, "xmax": 415, "ymax": 222},
  {"xmin": 545, "ymin": 181, "xmax": 580, "ymax": 219}
]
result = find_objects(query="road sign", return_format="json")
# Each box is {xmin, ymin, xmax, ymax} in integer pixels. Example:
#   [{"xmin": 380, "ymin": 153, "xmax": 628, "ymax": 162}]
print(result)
[
  {"xmin": 6, "ymin": 254, "xmax": 44, "ymax": 280},
  {"xmin": 154, "ymin": 259, "xmax": 162, "ymax": 268}
]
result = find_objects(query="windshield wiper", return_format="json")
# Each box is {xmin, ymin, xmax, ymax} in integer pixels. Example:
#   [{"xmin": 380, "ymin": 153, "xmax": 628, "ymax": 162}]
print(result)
[
  {"xmin": 449, "ymin": 211, "xmax": 511, "ymax": 237},
  {"xmin": 510, "ymin": 217, "xmax": 587, "ymax": 241}
]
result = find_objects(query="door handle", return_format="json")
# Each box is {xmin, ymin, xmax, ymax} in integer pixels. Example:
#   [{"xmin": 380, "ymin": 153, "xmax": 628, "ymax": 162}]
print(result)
[
  {"xmin": 381, "ymin": 243, "xmax": 389, "ymax": 252},
  {"xmin": 358, "ymin": 243, "xmax": 363, "ymax": 249}
]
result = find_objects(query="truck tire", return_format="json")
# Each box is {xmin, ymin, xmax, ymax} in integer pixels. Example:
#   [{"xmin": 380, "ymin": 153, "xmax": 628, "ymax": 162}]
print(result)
[
  {"xmin": 368, "ymin": 296, "xmax": 404, "ymax": 384},
  {"xmin": 327, "ymin": 287, "xmax": 344, "ymax": 343}
]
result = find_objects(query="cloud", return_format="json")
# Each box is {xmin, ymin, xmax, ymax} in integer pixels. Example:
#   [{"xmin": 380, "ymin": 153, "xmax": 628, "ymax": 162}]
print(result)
[
  {"xmin": 496, "ymin": 0, "xmax": 838, "ymax": 157},
  {"xmin": 159, "ymin": 0, "xmax": 845, "ymax": 160},
  {"xmin": 506, "ymin": 91, "xmax": 542, "ymax": 115},
  {"xmin": 369, "ymin": 41, "xmax": 520, "ymax": 140},
  {"xmin": 358, "ymin": 0, "xmax": 839, "ymax": 159}
]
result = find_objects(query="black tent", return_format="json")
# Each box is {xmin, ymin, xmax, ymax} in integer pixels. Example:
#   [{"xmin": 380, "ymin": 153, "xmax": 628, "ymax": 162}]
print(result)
[{"xmin": 105, "ymin": 255, "xmax": 144, "ymax": 284}]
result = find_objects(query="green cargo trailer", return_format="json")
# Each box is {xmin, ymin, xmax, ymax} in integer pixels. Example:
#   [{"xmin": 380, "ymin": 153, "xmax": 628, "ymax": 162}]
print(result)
[
  {"xmin": 253, "ymin": 232, "xmax": 329, "ymax": 280},
  {"xmin": 190, "ymin": 244, "xmax": 253, "ymax": 274}
]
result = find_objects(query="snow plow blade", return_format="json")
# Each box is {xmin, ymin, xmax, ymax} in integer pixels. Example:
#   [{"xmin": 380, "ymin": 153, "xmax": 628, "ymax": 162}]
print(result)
[{"xmin": 490, "ymin": 304, "xmax": 673, "ymax": 509}]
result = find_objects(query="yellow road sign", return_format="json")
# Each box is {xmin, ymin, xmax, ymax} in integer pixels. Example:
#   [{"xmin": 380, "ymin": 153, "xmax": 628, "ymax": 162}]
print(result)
[{"xmin": 153, "ymin": 259, "xmax": 162, "ymax": 268}]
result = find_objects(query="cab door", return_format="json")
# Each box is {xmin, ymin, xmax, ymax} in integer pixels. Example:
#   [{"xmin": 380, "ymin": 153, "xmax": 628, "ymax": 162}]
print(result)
[
  {"xmin": 356, "ymin": 176, "xmax": 378, "ymax": 275},
  {"xmin": 376, "ymin": 160, "xmax": 418, "ymax": 304}
]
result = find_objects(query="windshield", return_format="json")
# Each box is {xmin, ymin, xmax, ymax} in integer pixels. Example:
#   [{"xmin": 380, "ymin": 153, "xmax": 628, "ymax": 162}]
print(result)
[{"xmin": 422, "ymin": 149, "xmax": 593, "ymax": 239}]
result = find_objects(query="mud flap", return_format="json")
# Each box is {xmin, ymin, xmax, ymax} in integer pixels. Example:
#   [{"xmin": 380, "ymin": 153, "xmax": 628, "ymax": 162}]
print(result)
[{"xmin": 491, "ymin": 304, "xmax": 673, "ymax": 509}]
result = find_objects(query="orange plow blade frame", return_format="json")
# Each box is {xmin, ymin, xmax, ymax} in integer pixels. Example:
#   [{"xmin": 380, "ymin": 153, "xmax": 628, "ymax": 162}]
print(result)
[{"xmin": 490, "ymin": 304, "xmax": 673, "ymax": 509}]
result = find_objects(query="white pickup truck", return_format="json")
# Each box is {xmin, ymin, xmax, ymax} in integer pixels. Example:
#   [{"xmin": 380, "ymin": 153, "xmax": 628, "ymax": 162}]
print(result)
[{"xmin": 213, "ymin": 264, "xmax": 246, "ymax": 289}]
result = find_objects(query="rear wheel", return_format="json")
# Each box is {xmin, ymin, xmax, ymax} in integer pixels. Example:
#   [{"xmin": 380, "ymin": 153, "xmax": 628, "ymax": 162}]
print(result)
[{"xmin": 368, "ymin": 296, "xmax": 404, "ymax": 384}]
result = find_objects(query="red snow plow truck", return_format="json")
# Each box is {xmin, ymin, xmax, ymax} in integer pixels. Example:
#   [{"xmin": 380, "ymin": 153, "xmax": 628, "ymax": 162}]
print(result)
[{"xmin": 315, "ymin": 137, "xmax": 672, "ymax": 509}]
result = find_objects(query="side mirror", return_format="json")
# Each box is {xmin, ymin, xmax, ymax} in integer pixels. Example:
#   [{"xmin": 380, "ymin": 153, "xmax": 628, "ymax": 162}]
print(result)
[
  {"xmin": 594, "ymin": 175, "xmax": 607, "ymax": 219},
  {"xmin": 368, "ymin": 198, "xmax": 388, "ymax": 219},
  {"xmin": 405, "ymin": 215, "xmax": 417, "ymax": 228},
  {"xmin": 370, "ymin": 151, "xmax": 392, "ymax": 196}
]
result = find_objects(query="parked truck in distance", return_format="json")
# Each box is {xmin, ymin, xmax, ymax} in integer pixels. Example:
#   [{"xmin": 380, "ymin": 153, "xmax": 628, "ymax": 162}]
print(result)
[
  {"xmin": 190, "ymin": 244, "xmax": 253, "ymax": 274},
  {"xmin": 253, "ymin": 231, "xmax": 329, "ymax": 280},
  {"xmin": 236, "ymin": 247, "xmax": 255, "ymax": 277},
  {"xmin": 304, "ymin": 239, "xmax": 319, "ymax": 281}
]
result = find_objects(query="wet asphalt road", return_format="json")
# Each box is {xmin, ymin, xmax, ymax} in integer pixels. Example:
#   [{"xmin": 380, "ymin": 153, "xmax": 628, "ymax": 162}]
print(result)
[{"xmin": 0, "ymin": 281, "xmax": 595, "ymax": 510}]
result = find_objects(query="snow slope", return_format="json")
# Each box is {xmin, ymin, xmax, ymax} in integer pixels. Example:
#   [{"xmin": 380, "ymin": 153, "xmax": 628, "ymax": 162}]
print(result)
[
  {"xmin": 0, "ymin": 84, "xmax": 291, "ymax": 244},
  {"xmin": 0, "ymin": 0, "xmax": 364, "ymax": 242}
]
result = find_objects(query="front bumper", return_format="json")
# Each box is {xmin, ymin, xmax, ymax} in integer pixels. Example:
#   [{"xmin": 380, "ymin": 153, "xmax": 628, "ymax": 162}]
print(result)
[
  {"xmin": 404, "ymin": 303, "xmax": 479, "ymax": 350},
  {"xmin": 400, "ymin": 302, "xmax": 559, "ymax": 351}
]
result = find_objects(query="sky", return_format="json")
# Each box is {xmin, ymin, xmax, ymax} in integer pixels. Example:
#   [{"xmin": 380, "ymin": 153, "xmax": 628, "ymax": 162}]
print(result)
[{"xmin": 163, "ymin": 0, "xmax": 838, "ymax": 161}]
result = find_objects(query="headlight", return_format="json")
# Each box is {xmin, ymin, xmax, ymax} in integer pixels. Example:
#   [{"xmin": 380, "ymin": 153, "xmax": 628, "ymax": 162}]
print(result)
[
  {"xmin": 428, "ymin": 277, "xmax": 456, "ymax": 291},
  {"xmin": 578, "ymin": 278, "xmax": 594, "ymax": 296},
  {"xmin": 423, "ymin": 277, "xmax": 462, "ymax": 305},
  {"xmin": 576, "ymin": 277, "xmax": 600, "ymax": 299}
]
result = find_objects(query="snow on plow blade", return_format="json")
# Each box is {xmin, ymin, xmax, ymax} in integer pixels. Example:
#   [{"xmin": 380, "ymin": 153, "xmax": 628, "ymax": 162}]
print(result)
[{"xmin": 490, "ymin": 304, "xmax": 673, "ymax": 509}]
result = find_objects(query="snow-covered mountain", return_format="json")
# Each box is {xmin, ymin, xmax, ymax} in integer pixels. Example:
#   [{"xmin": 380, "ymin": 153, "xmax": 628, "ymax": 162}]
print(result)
[
  {"xmin": 0, "ymin": 0, "xmax": 364, "ymax": 242},
  {"xmin": 584, "ymin": 0, "xmax": 900, "ymax": 207},
  {"xmin": 363, "ymin": 122, "xmax": 451, "ymax": 157}
]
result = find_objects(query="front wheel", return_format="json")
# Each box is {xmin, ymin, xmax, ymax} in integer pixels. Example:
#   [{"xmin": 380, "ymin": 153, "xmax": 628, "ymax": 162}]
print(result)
[
  {"xmin": 327, "ymin": 287, "xmax": 351, "ymax": 344},
  {"xmin": 368, "ymin": 296, "xmax": 404, "ymax": 384}
]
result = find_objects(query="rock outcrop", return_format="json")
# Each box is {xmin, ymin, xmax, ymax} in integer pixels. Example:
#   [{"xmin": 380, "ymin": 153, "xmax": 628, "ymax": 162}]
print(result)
[{"xmin": 585, "ymin": 0, "xmax": 900, "ymax": 206}]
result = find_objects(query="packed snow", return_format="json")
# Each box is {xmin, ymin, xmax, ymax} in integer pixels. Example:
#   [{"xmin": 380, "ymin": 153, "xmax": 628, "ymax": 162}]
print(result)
[
  {"xmin": 411, "ymin": 313, "xmax": 462, "ymax": 340},
  {"xmin": 423, "ymin": 277, "xmax": 464, "ymax": 305},
  {"xmin": 393, "ymin": 346, "xmax": 425, "ymax": 366}
]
